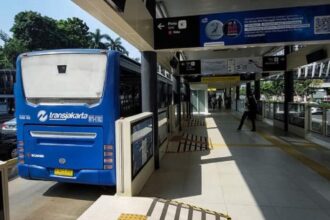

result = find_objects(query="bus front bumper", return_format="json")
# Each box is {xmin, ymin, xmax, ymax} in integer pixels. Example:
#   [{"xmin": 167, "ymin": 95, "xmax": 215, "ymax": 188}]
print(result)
[{"xmin": 18, "ymin": 164, "xmax": 116, "ymax": 186}]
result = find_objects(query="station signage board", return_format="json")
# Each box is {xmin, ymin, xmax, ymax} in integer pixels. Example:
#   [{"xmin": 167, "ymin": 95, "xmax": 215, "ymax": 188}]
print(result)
[
  {"xmin": 201, "ymin": 76, "xmax": 240, "ymax": 84},
  {"xmin": 263, "ymin": 56, "xmax": 286, "ymax": 71},
  {"xmin": 179, "ymin": 60, "xmax": 201, "ymax": 75},
  {"xmin": 199, "ymin": 57, "xmax": 262, "ymax": 75},
  {"xmin": 154, "ymin": 16, "xmax": 200, "ymax": 49},
  {"xmin": 154, "ymin": 4, "xmax": 330, "ymax": 49}
]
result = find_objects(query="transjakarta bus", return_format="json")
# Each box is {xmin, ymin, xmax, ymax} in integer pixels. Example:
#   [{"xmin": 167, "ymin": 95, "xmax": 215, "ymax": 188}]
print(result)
[{"xmin": 15, "ymin": 49, "xmax": 172, "ymax": 186}]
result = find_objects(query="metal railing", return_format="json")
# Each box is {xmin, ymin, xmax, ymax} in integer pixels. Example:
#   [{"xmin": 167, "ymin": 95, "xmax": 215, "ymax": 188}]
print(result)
[{"xmin": 241, "ymin": 100, "xmax": 330, "ymax": 139}]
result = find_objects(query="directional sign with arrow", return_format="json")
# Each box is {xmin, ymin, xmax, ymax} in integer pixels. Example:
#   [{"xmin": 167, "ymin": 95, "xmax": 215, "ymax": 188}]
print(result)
[
  {"xmin": 154, "ymin": 16, "xmax": 200, "ymax": 49},
  {"xmin": 157, "ymin": 23, "xmax": 165, "ymax": 30}
]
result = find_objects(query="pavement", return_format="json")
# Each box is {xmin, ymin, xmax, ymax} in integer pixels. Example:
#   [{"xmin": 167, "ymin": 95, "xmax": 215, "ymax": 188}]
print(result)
[
  {"xmin": 138, "ymin": 111, "xmax": 330, "ymax": 220},
  {"xmin": 8, "ymin": 111, "xmax": 330, "ymax": 220}
]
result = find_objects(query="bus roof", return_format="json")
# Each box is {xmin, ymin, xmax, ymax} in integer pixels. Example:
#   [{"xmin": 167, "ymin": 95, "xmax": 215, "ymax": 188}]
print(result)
[{"xmin": 19, "ymin": 49, "xmax": 109, "ymax": 57}]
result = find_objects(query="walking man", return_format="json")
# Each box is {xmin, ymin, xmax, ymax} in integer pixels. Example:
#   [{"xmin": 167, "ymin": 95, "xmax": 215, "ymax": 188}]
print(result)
[{"xmin": 237, "ymin": 92, "xmax": 257, "ymax": 131}]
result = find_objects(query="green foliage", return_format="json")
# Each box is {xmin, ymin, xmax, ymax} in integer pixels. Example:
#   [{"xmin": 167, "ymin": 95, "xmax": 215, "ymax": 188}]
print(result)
[
  {"xmin": 261, "ymin": 80, "xmax": 284, "ymax": 99},
  {"xmin": 57, "ymin": 17, "xmax": 91, "ymax": 48},
  {"xmin": 108, "ymin": 37, "xmax": 129, "ymax": 56},
  {"xmin": 11, "ymin": 11, "xmax": 62, "ymax": 50},
  {"xmin": 0, "ymin": 11, "xmax": 131, "ymax": 68},
  {"xmin": 89, "ymin": 28, "xmax": 111, "ymax": 49},
  {"xmin": 294, "ymin": 79, "xmax": 323, "ymax": 96},
  {"xmin": 1, "ymin": 38, "xmax": 26, "ymax": 68}
]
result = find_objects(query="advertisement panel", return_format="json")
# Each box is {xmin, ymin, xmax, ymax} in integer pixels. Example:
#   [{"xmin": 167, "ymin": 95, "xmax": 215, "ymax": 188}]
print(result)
[
  {"xmin": 131, "ymin": 117, "xmax": 153, "ymax": 180},
  {"xmin": 200, "ymin": 4, "xmax": 330, "ymax": 46}
]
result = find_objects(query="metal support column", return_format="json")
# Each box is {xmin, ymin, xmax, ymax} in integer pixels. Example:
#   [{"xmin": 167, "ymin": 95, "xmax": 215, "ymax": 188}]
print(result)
[
  {"xmin": 141, "ymin": 51, "xmax": 159, "ymax": 169},
  {"xmin": 186, "ymin": 83, "xmax": 191, "ymax": 118},
  {"xmin": 175, "ymin": 76, "xmax": 182, "ymax": 131},
  {"xmin": 284, "ymin": 46, "xmax": 294, "ymax": 132},
  {"xmin": 236, "ymin": 86, "xmax": 240, "ymax": 111},
  {"xmin": 254, "ymin": 80, "xmax": 261, "ymax": 100},
  {"xmin": 246, "ymin": 82, "xmax": 251, "ymax": 96}
]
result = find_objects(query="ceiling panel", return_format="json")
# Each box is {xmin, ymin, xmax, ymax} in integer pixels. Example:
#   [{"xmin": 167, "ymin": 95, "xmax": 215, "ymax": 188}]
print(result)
[{"xmin": 159, "ymin": 0, "xmax": 330, "ymax": 18}]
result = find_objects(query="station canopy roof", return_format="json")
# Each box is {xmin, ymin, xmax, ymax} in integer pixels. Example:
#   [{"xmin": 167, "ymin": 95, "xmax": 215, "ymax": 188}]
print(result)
[{"xmin": 73, "ymin": 0, "xmax": 330, "ymax": 86}]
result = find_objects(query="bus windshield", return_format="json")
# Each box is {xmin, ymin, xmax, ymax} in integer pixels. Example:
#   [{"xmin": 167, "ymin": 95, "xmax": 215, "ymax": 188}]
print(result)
[{"xmin": 21, "ymin": 53, "xmax": 107, "ymax": 104}]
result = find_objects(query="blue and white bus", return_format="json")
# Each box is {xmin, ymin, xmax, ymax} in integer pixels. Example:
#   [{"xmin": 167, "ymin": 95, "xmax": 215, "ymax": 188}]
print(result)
[{"xmin": 15, "ymin": 49, "xmax": 172, "ymax": 186}]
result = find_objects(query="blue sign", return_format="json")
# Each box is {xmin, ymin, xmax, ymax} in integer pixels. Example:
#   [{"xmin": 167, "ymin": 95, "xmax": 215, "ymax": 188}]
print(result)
[{"xmin": 200, "ymin": 4, "xmax": 330, "ymax": 46}]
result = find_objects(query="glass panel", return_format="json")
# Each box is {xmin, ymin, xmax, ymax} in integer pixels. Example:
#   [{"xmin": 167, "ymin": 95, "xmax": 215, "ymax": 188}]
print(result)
[
  {"xmin": 22, "ymin": 54, "xmax": 107, "ymax": 100},
  {"xmin": 288, "ymin": 103, "xmax": 305, "ymax": 128},
  {"xmin": 274, "ymin": 102, "xmax": 284, "ymax": 121},
  {"xmin": 198, "ymin": 90, "xmax": 205, "ymax": 112},
  {"xmin": 327, "ymin": 109, "xmax": 330, "ymax": 137},
  {"xmin": 191, "ymin": 90, "xmax": 198, "ymax": 112},
  {"xmin": 310, "ymin": 107, "xmax": 323, "ymax": 133}
]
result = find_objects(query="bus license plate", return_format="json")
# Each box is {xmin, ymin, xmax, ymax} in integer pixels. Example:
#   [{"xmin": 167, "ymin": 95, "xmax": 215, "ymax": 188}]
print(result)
[{"xmin": 54, "ymin": 169, "xmax": 73, "ymax": 177}]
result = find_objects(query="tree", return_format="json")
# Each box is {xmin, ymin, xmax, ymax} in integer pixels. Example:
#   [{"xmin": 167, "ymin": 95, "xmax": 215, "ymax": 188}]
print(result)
[
  {"xmin": 261, "ymin": 80, "xmax": 284, "ymax": 99},
  {"xmin": 108, "ymin": 37, "xmax": 129, "ymax": 56},
  {"xmin": 2, "ymin": 38, "xmax": 27, "ymax": 68},
  {"xmin": 0, "ymin": 30, "xmax": 10, "ymax": 43},
  {"xmin": 11, "ymin": 11, "xmax": 62, "ymax": 50},
  {"xmin": 57, "ymin": 17, "xmax": 91, "ymax": 48},
  {"xmin": 294, "ymin": 79, "xmax": 323, "ymax": 97},
  {"xmin": 89, "ymin": 29, "xmax": 111, "ymax": 49}
]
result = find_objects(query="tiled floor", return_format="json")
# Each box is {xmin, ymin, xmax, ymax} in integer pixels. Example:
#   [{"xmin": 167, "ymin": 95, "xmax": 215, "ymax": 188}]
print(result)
[{"xmin": 139, "ymin": 112, "xmax": 330, "ymax": 220}]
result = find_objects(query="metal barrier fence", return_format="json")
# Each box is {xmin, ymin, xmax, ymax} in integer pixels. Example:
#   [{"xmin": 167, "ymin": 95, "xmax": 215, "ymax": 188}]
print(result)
[
  {"xmin": 240, "ymin": 100, "xmax": 330, "ymax": 140},
  {"xmin": 274, "ymin": 102, "xmax": 285, "ymax": 122},
  {"xmin": 308, "ymin": 105, "xmax": 330, "ymax": 136},
  {"xmin": 288, "ymin": 103, "xmax": 305, "ymax": 128}
]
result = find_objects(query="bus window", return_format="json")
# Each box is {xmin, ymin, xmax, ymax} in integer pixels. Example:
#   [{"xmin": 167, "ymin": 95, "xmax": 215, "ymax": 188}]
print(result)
[{"xmin": 21, "ymin": 53, "xmax": 107, "ymax": 105}]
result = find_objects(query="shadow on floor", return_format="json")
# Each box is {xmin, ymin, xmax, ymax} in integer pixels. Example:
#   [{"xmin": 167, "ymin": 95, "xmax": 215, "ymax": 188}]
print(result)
[{"xmin": 43, "ymin": 182, "xmax": 116, "ymax": 201}]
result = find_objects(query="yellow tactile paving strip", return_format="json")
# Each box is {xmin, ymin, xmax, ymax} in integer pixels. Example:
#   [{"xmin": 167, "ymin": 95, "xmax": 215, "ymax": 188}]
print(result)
[{"xmin": 118, "ymin": 214, "xmax": 147, "ymax": 220}]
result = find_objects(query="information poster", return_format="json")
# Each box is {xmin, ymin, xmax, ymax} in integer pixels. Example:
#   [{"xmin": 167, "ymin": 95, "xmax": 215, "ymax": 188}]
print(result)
[
  {"xmin": 201, "ymin": 57, "xmax": 262, "ymax": 75},
  {"xmin": 131, "ymin": 117, "xmax": 153, "ymax": 179},
  {"xmin": 200, "ymin": 4, "xmax": 330, "ymax": 46}
]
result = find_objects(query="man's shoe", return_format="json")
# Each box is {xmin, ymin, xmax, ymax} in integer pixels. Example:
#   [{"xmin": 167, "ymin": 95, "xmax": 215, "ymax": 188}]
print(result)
[{"xmin": 251, "ymin": 129, "xmax": 256, "ymax": 132}]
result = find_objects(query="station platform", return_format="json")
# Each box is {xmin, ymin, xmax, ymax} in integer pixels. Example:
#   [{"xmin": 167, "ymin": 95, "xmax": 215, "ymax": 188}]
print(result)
[
  {"xmin": 9, "ymin": 111, "xmax": 330, "ymax": 220},
  {"xmin": 139, "ymin": 111, "xmax": 330, "ymax": 219}
]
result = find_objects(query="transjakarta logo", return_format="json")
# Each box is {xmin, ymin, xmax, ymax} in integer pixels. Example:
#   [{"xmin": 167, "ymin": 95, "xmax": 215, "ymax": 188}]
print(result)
[
  {"xmin": 37, "ymin": 110, "xmax": 88, "ymax": 122},
  {"xmin": 37, "ymin": 110, "xmax": 48, "ymax": 122}
]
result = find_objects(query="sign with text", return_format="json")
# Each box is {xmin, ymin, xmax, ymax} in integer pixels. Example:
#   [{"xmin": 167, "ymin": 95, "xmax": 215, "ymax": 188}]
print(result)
[
  {"xmin": 201, "ymin": 76, "xmax": 240, "ymax": 84},
  {"xmin": 263, "ymin": 56, "xmax": 286, "ymax": 71},
  {"xmin": 200, "ymin": 4, "xmax": 330, "ymax": 46},
  {"xmin": 154, "ymin": 16, "xmax": 200, "ymax": 49},
  {"xmin": 201, "ymin": 57, "xmax": 262, "ymax": 75},
  {"xmin": 154, "ymin": 5, "xmax": 330, "ymax": 49},
  {"xmin": 179, "ymin": 60, "xmax": 201, "ymax": 75}
]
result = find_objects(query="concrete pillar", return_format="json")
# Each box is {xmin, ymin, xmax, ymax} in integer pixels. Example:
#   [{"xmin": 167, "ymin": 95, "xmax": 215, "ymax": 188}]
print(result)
[
  {"xmin": 255, "ymin": 80, "xmax": 261, "ymax": 100},
  {"xmin": 284, "ymin": 46, "xmax": 294, "ymax": 132},
  {"xmin": 175, "ymin": 75, "xmax": 182, "ymax": 131},
  {"xmin": 141, "ymin": 51, "xmax": 159, "ymax": 169}
]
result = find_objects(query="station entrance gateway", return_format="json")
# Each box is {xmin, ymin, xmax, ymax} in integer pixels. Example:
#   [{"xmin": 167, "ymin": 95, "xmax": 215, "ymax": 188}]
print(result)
[{"xmin": 5, "ymin": 0, "xmax": 330, "ymax": 220}]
